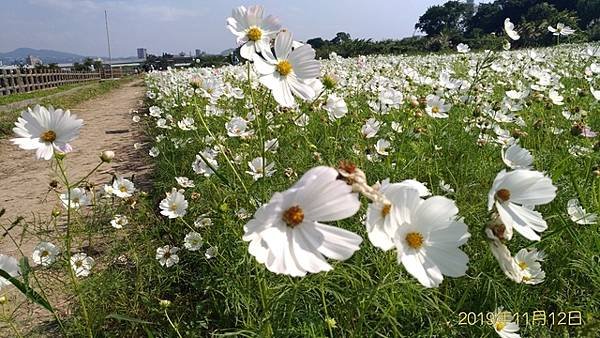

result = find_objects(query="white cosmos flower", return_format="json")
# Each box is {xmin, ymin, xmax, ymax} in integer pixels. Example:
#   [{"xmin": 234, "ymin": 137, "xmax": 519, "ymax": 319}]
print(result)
[
  {"xmin": 32, "ymin": 241, "xmax": 60, "ymax": 267},
  {"xmin": 567, "ymin": 198, "xmax": 597, "ymax": 225},
  {"xmin": 488, "ymin": 170, "xmax": 557, "ymax": 241},
  {"xmin": 439, "ymin": 180, "xmax": 455, "ymax": 194},
  {"xmin": 0, "ymin": 255, "xmax": 20, "ymax": 289},
  {"xmin": 324, "ymin": 94, "xmax": 348, "ymax": 121},
  {"xmin": 70, "ymin": 253, "xmax": 94, "ymax": 278},
  {"xmin": 374, "ymin": 139, "xmax": 391, "ymax": 156},
  {"xmin": 60, "ymin": 188, "xmax": 91, "ymax": 210},
  {"xmin": 456, "ymin": 43, "xmax": 470, "ymax": 53},
  {"xmin": 159, "ymin": 188, "xmax": 188, "ymax": 219},
  {"xmin": 226, "ymin": 116, "xmax": 253, "ymax": 138},
  {"xmin": 175, "ymin": 176, "xmax": 195, "ymax": 188},
  {"xmin": 264, "ymin": 138, "xmax": 279, "ymax": 153},
  {"xmin": 192, "ymin": 148, "xmax": 219, "ymax": 177},
  {"xmin": 361, "ymin": 118, "xmax": 381, "ymax": 138},
  {"xmin": 389, "ymin": 188, "xmax": 470, "ymax": 288},
  {"xmin": 183, "ymin": 232, "xmax": 203, "ymax": 251},
  {"xmin": 548, "ymin": 90, "xmax": 564, "ymax": 105},
  {"xmin": 243, "ymin": 166, "xmax": 362, "ymax": 276},
  {"xmin": 205, "ymin": 246, "xmax": 218, "ymax": 259},
  {"xmin": 110, "ymin": 215, "xmax": 128, "ymax": 229},
  {"xmin": 501, "ymin": 143, "xmax": 533, "ymax": 170},
  {"xmin": 149, "ymin": 106, "xmax": 162, "ymax": 117},
  {"xmin": 246, "ymin": 157, "xmax": 276, "ymax": 181},
  {"xmin": 366, "ymin": 180, "xmax": 430, "ymax": 251},
  {"xmin": 149, "ymin": 146, "xmax": 160, "ymax": 157},
  {"xmin": 485, "ymin": 227, "xmax": 522, "ymax": 282},
  {"xmin": 177, "ymin": 117, "xmax": 196, "ymax": 131},
  {"xmin": 194, "ymin": 216, "xmax": 213, "ymax": 228},
  {"xmin": 492, "ymin": 307, "xmax": 521, "ymax": 338},
  {"xmin": 514, "ymin": 248, "xmax": 545, "ymax": 285},
  {"xmin": 425, "ymin": 94, "xmax": 451, "ymax": 118},
  {"xmin": 226, "ymin": 5, "xmax": 281, "ymax": 60},
  {"xmin": 111, "ymin": 177, "xmax": 135, "ymax": 198},
  {"xmin": 11, "ymin": 105, "xmax": 83, "ymax": 160},
  {"xmin": 253, "ymin": 30, "xmax": 321, "ymax": 107},
  {"xmin": 548, "ymin": 23, "xmax": 575, "ymax": 36},
  {"xmin": 590, "ymin": 86, "xmax": 600, "ymax": 101},
  {"xmin": 156, "ymin": 245, "xmax": 180, "ymax": 267},
  {"xmin": 504, "ymin": 18, "xmax": 520, "ymax": 40},
  {"xmin": 391, "ymin": 121, "xmax": 403, "ymax": 133}
]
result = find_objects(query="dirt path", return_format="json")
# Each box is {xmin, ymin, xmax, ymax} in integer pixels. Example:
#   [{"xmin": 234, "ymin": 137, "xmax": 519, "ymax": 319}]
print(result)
[{"xmin": 0, "ymin": 79, "xmax": 151, "ymax": 257}]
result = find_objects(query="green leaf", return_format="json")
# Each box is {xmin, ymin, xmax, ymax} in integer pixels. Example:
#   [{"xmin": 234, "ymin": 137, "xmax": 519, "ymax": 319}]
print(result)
[
  {"xmin": 105, "ymin": 313, "xmax": 154, "ymax": 325},
  {"xmin": 19, "ymin": 257, "xmax": 32, "ymax": 287},
  {"xmin": 0, "ymin": 268, "xmax": 54, "ymax": 312}
]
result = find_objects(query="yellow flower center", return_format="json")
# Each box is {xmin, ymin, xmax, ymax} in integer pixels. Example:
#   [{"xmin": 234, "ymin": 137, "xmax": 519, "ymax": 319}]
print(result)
[
  {"xmin": 282, "ymin": 205, "xmax": 304, "ymax": 227},
  {"xmin": 40, "ymin": 130, "xmax": 57, "ymax": 143},
  {"xmin": 247, "ymin": 27, "xmax": 262, "ymax": 41},
  {"xmin": 381, "ymin": 204, "xmax": 391, "ymax": 217},
  {"xmin": 522, "ymin": 275, "xmax": 532, "ymax": 282},
  {"xmin": 276, "ymin": 60, "xmax": 293, "ymax": 76},
  {"xmin": 41, "ymin": 250, "xmax": 49, "ymax": 257},
  {"xmin": 432, "ymin": 106, "xmax": 440, "ymax": 114},
  {"xmin": 75, "ymin": 260, "xmax": 83, "ymax": 267},
  {"xmin": 119, "ymin": 185, "xmax": 128, "ymax": 192},
  {"xmin": 405, "ymin": 232, "xmax": 424, "ymax": 249},
  {"xmin": 518, "ymin": 261, "xmax": 527, "ymax": 270},
  {"xmin": 169, "ymin": 203, "xmax": 178, "ymax": 211},
  {"xmin": 496, "ymin": 189, "xmax": 511, "ymax": 202},
  {"xmin": 495, "ymin": 322, "xmax": 506, "ymax": 331}
]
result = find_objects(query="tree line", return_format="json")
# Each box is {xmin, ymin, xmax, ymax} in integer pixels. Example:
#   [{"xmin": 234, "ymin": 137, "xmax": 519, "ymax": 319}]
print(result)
[{"xmin": 307, "ymin": 0, "xmax": 600, "ymax": 58}]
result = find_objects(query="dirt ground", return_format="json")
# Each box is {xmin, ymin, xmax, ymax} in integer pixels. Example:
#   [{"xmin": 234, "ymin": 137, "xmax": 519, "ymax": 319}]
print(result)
[{"xmin": 0, "ymin": 79, "xmax": 151, "ymax": 335}]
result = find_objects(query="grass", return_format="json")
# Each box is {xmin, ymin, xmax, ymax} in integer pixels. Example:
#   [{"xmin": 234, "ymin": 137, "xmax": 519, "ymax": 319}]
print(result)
[
  {"xmin": 4, "ymin": 43, "xmax": 600, "ymax": 337},
  {"xmin": 0, "ymin": 83, "xmax": 86, "ymax": 106},
  {"xmin": 0, "ymin": 77, "xmax": 136, "ymax": 137}
]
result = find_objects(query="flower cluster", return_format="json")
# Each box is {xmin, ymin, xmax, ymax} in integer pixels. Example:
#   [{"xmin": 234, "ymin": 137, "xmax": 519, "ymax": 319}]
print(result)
[{"xmin": 486, "ymin": 142, "xmax": 557, "ymax": 284}]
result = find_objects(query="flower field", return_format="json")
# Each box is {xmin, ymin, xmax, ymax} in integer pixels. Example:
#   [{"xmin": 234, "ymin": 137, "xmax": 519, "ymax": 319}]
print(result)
[{"xmin": 1, "ymin": 5, "xmax": 600, "ymax": 338}]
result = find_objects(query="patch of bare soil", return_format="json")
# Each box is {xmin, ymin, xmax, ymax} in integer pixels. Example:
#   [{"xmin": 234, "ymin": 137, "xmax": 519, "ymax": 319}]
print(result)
[{"xmin": 0, "ymin": 79, "xmax": 151, "ymax": 336}]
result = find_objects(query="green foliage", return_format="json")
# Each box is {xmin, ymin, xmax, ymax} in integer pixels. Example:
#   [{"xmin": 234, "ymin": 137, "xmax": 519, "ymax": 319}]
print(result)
[
  {"xmin": 307, "ymin": 1, "xmax": 599, "ymax": 59},
  {"xmin": 65, "ymin": 44, "xmax": 600, "ymax": 337}
]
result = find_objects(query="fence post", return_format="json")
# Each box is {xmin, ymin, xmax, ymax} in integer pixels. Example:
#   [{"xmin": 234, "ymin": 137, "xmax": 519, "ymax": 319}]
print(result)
[{"xmin": 0, "ymin": 69, "xmax": 6, "ymax": 96}]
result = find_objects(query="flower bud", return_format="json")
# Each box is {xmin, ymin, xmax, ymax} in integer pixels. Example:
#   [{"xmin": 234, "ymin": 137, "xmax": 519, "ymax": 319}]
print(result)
[
  {"xmin": 100, "ymin": 150, "xmax": 115, "ymax": 163},
  {"xmin": 51, "ymin": 208, "xmax": 61, "ymax": 218}
]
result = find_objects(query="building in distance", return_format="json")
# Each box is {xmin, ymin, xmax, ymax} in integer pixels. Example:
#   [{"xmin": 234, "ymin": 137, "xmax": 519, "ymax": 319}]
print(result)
[{"xmin": 137, "ymin": 48, "xmax": 147, "ymax": 59}]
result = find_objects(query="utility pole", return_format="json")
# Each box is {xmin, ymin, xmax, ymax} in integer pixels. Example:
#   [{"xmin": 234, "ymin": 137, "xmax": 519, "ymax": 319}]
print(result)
[{"xmin": 105, "ymin": 10, "xmax": 113, "ymax": 79}]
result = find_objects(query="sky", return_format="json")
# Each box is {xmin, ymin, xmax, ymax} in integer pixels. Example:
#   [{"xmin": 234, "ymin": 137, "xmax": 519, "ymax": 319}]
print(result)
[{"xmin": 1, "ymin": 0, "xmax": 491, "ymax": 58}]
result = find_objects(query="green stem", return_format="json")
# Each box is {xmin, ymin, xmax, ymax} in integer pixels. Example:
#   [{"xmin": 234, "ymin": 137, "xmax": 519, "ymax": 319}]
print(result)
[
  {"xmin": 165, "ymin": 309, "xmax": 183, "ymax": 338},
  {"xmin": 55, "ymin": 156, "xmax": 93, "ymax": 338},
  {"xmin": 193, "ymin": 97, "xmax": 250, "ymax": 195},
  {"xmin": 320, "ymin": 277, "xmax": 333, "ymax": 337}
]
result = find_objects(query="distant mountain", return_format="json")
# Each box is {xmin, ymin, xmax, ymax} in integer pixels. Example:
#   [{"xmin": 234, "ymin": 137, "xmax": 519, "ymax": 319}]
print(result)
[{"xmin": 0, "ymin": 48, "xmax": 89, "ymax": 64}]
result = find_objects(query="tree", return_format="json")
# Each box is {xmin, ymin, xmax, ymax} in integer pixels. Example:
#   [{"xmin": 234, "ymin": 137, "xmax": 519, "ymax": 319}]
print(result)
[
  {"xmin": 307, "ymin": 37, "xmax": 325, "ymax": 49},
  {"xmin": 415, "ymin": 1, "xmax": 472, "ymax": 36},
  {"xmin": 331, "ymin": 32, "xmax": 351, "ymax": 44}
]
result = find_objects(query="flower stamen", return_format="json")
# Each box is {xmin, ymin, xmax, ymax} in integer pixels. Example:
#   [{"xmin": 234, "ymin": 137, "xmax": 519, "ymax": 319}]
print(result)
[
  {"xmin": 405, "ymin": 232, "xmax": 424, "ymax": 249},
  {"xmin": 496, "ymin": 189, "xmax": 511, "ymax": 202},
  {"xmin": 381, "ymin": 204, "xmax": 391, "ymax": 217},
  {"xmin": 40, "ymin": 130, "xmax": 57, "ymax": 143},
  {"xmin": 247, "ymin": 27, "xmax": 262, "ymax": 41},
  {"xmin": 276, "ymin": 60, "xmax": 293, "ymax": 76},
  {"xmin": 282, "ymin": 205, "xmax": 304, "ymax": 227}
]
